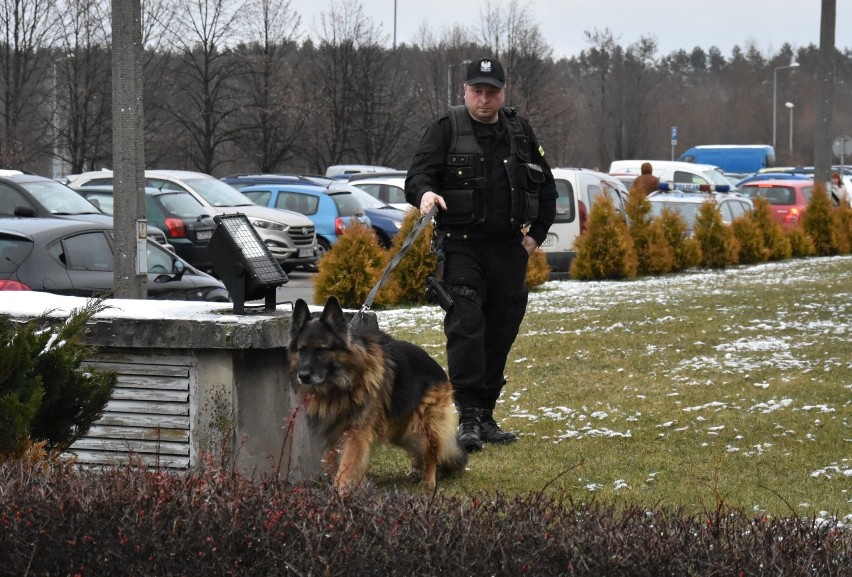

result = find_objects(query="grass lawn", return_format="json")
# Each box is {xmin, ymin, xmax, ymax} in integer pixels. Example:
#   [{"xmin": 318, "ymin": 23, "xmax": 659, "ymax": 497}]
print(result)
[{"xmin": 368, "ymin": 255, "xmax": 852, "ymax": 518}]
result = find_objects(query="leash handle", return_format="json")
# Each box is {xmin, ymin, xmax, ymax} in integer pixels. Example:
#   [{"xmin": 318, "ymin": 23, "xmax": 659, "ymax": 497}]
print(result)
[{"xmin": 351, "ymin": 205, "xmax": 438, "ymax": 325}]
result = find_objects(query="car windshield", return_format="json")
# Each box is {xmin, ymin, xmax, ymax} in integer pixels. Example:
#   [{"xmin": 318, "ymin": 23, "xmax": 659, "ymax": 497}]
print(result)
[
  {"xmin": 348, "ymin": 188, "xmax": 388, "ymax": 209},
  {"xmin": 82, "ymin": 192, "xmax": 115, "ymax": 214},
  {"xmin": 701, "ymin": 169, "xmax": 734, "ymax": 187},
  {"xmin": 157, "ymin": 192, "xmax": 209, "ymax": 218},
  {"xmin": 21, "ymin": 180, "xmax": 102, "ymax": 214},
  {"xmin": 328, "ymin": 192, "xmax": 363, "ymax": 217},
  {"xmin": 649, "ymin": 201, "xmax": 700, "ymax": 227},
  {"xmin": 182, "ymin": 178, "xmax": 254, "ymax": 207},
  {"xmin": 0, "ymin": 235, "xmax": 33, "ymax": 273}
]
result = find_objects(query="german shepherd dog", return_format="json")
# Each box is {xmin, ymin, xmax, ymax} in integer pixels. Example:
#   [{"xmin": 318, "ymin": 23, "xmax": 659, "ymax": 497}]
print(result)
[{"xmin": 288, "ymin": 296, "xmax": 467, "ymax": 495}]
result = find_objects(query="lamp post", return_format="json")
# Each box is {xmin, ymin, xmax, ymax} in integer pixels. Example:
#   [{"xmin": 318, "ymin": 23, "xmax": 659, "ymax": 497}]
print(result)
[
  {"xmin": 446, "ymin": 59, "xmax": 472, "ymax": 108},
  {"xmin": 773, "ymin": 59, "xmax": 799, "ymax": 151},
  {"xmin": 785, "ymin": 101, "xmax": 794, "ymax": 156}
]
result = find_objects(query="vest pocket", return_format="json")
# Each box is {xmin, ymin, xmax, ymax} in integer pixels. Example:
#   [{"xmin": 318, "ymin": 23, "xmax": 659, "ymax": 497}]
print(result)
[{"xmin": 441, "ymin": 189, "xmax": 486, "ymax": 225}]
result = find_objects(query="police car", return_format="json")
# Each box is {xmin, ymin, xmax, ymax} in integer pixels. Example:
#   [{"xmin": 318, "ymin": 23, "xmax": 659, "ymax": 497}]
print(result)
[{"xmin": 647, "ymin": 182, "xmax": 753, "ymax": 235}]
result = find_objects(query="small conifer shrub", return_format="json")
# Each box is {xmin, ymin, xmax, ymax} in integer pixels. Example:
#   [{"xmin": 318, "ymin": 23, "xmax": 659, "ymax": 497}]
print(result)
[
  {"xmin": 525, "ymin": 248, "xmax": 551, "ymax": 289},
  {"xmin": 384, "ymin": 210, "xmax": 437, "ymax": 306},
  {"xmin": 748, "ymin": 197, "xmax": 792, "ymax": 261},
  {"xmin": 657, "ymin": 207, "xmax": 702, "ymax": 271},
  {"xmin": 570, "ymin": 194, "xmax": 637, "ymax": 280},
  {"xmin": 802, "ymin": 183, "xmax": 840, "ymax": 257},
  {"xmin": 731, "ymin": 216, "xmax": 769, "ymax": 265},
  {"xmin": 0, "ymin": 299, "xmax": 115, "ymax": 459},
  {"xmin": 313, "ymin": 222, "xmax": 389, "ymax": 309},
  {"xmin": 625, "ymin": 192, "xmax": 673, "ymax": 276},
  {"xmin": 786, "ymin": 226, "xmax": 816, "ymax": 258},
  {"xmin": 693, "ymin": 201, "xmax": 739, "ymax": 268}
]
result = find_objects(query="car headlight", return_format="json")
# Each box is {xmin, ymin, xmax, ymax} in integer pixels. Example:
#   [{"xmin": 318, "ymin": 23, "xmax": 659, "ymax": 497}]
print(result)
[{"xmin": 249, "ymin": 218, "xmax": 289, "ymax": 232}]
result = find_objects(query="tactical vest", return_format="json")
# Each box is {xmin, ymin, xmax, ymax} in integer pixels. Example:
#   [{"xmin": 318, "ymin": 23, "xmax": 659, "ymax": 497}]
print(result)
[{"xmin": 440, "ymin": 105, "xmax": 543, "ymax": 227}]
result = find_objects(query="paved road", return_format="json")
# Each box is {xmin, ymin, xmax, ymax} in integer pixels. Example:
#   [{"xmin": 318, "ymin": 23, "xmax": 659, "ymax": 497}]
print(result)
[
  {"xmin": 277, "ymin": 269, "xmax": 316, "ymax": 305},
  {"xmin": 240, "ymin": 268, "xmax": 315, "ymax": 314}
]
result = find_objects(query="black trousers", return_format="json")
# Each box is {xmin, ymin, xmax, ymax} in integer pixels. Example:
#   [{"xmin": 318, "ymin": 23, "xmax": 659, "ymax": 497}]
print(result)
[{"xmin": 441, "ymin": 237, "xmax": 529, "ymax": 410}]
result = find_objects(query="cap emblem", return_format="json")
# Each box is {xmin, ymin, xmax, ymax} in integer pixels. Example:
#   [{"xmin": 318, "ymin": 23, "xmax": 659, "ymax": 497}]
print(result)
[{"xmin": 480, "ymin": 60, "xmax": 493, "ymax": 73}]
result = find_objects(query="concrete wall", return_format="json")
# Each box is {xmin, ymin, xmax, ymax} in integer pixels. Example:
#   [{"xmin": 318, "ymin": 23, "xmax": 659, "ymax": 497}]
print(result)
[{"xmin": 0, "ymin": 293, "xmax": 377, "ymax": 482}]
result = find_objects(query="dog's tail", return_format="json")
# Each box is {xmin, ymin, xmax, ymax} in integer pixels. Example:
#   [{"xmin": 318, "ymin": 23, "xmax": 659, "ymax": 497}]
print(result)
[
  {"xmin": 438, "ymin": 440, "xmax": 468, "ymax": 478},
  {"xmin": 430, "ymin": 382, "xmax": 468, "ymax": 478}
]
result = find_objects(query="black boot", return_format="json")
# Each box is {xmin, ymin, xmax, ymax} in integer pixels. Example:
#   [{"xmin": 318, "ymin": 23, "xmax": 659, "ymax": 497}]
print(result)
[
  {"xmin": 480, "ymin": 409, "xmax": 518, "ymax": 445},
  {"xmin": 457, "ymin": 407, "xmax": 483, "ymax": 453}
]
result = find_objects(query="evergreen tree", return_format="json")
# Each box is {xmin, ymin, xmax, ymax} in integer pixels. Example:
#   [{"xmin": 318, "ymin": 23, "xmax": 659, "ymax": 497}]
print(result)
[
  {"xmin": 570, "ymin": 194, "xmax": 637, "ymax": 280},
  {"xmin": 694, "ymin": 201, "xmax": 739, "ymax": 268}
]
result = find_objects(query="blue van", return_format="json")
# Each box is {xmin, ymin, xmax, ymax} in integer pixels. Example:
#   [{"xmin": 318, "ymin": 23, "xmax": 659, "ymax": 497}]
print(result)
[{"xmin": 678, "ymin": 145, "xmax": 775, "ymax": 174}]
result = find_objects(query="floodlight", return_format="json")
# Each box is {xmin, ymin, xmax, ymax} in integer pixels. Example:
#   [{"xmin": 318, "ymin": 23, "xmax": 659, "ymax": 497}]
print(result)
[{"xmin": 208, "ymin": 213, "xmax": 288, "ymax": 314}]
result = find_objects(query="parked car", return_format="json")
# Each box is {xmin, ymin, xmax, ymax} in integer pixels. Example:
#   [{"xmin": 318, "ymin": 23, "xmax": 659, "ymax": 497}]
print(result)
[
  {"xmin": 736, "ymin": 173, "xmax": 810, "ymax": 187},
  {"xmin": 239, "ymin": 183, "xmax": 370, "ymax": 258},
  {"xmin": 647, "ymin": 183, "xmax": 753, "ymax": 235},
  {"xmin": 0, "ymin": 170, "xmax": 173, "ymax": 250},
  {"xmin": 65, "ymin": 169, "xmax": 319, "ymax": 272},
  {"xmin": 324, "ymin": 164, "xmax": 398, "ymax": 180},
  {"xmin": 345, "ymin": 186, "xmax": 407, "ymax": 248},
  {"xmin": 72, "ymin": 185, "xmax": 217, "ymax": 271},
  {"xmin": 348, "ymin": 175, "xmax": 410, "ymax": 211},
  {"xmin": 0, "ymin": 217, "xmax": 229, "ymax": 301},
  {"xmin": 756, "ymin": 166, "xmax": 852, "ymax": 191},
  {"xmin": 224, "ymin": 173, "xmax": 407, "ymax": 249},
  {"xmin": 540, "ymin": 168, "xmax": 630, "ymax": 275},
  {"xmin": 736, "ymin": 179, "xmax": 813, "ymax": 230},
  {"xmin": 609, "ymin": 160, "xmax": 736, "ymax": 191},
  {"xmin": 221, "ymin": 173, "xmax": 331, "ymax": 190}
]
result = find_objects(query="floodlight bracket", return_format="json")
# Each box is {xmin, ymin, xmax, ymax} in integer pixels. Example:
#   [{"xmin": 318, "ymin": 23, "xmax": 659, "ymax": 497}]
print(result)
[{"xmin": 208, "ymin": 213, "xmax": 289, "ymax": 315}]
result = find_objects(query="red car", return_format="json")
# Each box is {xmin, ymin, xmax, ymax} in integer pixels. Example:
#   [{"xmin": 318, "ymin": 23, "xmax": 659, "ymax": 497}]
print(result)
[{"xmin": 737, "ymin": 179, "xmax": 813, "ymax": 230}]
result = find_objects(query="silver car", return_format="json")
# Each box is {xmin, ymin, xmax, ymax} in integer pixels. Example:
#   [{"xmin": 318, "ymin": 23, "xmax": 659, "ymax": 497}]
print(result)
[{"xmin": 66, "ymin": 169, "xmax": 319, "ymax": 270}]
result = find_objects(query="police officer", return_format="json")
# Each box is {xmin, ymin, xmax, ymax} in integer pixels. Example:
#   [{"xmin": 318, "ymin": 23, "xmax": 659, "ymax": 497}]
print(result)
[{"xmin": 405, "ymin": 57, "xmax": 557, "ymax": 452}]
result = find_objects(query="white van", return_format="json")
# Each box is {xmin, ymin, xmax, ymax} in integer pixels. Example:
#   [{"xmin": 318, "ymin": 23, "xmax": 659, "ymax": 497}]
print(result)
[
  {"xmin": 540, "ymin": 168, "xmax": 629, "ymax": 277},
  {"xmin": 608, "ymin": 160, "xmax": 735, "ymax": 191}
]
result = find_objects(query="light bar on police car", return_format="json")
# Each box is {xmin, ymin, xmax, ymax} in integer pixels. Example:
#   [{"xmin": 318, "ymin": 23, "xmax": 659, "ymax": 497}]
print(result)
[{"xmin": 658, "ymin": 182, "xmax": 731, "ymax": 193}]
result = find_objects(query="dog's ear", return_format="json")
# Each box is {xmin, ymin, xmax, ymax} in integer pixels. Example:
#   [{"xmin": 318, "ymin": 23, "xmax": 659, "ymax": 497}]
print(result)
[
  {"xmin": 290, "ymin": 299, "xmax": 311, "ymax": 339},
  {"xmin": 320, "ymin": 296, "xmax": 348, "ymax": 336}
]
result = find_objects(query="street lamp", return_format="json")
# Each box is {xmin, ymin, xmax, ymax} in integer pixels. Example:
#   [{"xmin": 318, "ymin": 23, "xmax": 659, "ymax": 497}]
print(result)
[
  {"xmin": 446, "ymin": 59, "xmax": 472, "ymax": 108},
  {"xmin": 773, "ymin": 58, "xmax": 799, "ymax": 151},
  {"xmin": 785, "ymin": 102, "xmax": 794, "ymax": 156}
]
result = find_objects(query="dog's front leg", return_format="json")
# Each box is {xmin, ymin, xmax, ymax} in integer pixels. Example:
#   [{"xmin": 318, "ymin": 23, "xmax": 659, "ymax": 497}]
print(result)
[
  {"xmin": 334, "ymin": 428, "xmax": 374, "ymax": 496},
  {"xmin": 321, "ymin": 446, "xmax": 340, "ymax": 477}
]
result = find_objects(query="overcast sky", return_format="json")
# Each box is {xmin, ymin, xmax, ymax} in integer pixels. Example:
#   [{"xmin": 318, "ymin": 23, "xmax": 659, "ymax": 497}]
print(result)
[{"xmin": 288, "ymin": 0, "xmax": 851, "ymax": 60}]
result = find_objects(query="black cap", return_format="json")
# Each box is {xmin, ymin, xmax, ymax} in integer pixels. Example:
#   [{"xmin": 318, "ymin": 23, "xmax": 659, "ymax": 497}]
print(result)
[{"xmin": 465, "ymin": 58, "xmax": 505, "ymax": 88}]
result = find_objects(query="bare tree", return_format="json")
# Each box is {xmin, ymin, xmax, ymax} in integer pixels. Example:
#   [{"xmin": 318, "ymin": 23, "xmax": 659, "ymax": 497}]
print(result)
[
  {"xmin": 232, "ymin": 0, "xmax": 303, "ymax": 172},
  {"xmin": 0, "ymin": 0, "xmax": 58, "ymax": 166},
  {"xmin": 52, "ymin": 0, "xmax": 112, "ymax": 175},
  {"xmin": 349, "ymin": 45, "xmax": 420, "ymax": 168},
  {"xmin": 157, "ymin": 0, "xmax": 246, "ymax": 174},
  {"xmin": 296, "ymin": 0, "xmax": 384, "ymax": 171}
]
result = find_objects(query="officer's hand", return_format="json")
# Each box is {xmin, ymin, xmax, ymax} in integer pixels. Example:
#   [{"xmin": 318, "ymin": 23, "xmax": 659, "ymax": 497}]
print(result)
[
  {"xmin": 522, "ymin": 235, "xmax": 538, "ymax": 257},
  {"xmin": 420, "ymin": 191, "xmax": 447, "ymax": 216}
]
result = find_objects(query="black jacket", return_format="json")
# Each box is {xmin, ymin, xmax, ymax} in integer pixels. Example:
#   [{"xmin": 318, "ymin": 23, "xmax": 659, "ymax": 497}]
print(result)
[{"xmin": 405, "ymin": 108, "xmax": 557, "ymax": 246}]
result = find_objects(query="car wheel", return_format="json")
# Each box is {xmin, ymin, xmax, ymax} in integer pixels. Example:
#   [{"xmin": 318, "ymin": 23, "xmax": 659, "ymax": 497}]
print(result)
[{"xmin": 374, "ymin": 228, "xmax": 392, "ymax": 249}]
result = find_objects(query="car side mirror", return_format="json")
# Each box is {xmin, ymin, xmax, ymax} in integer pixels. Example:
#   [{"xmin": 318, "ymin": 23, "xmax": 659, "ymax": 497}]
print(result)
[
  {"xmin": 13, "ymin": 206, "xmax": 37, "ymax": 217},
  {"xmin": 172, "ymin": 259, "xmax": 186, "ymax": 280},
  {"xmin": 153, "ymin": 259, "xmax": 186, "ymax": 284}
]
